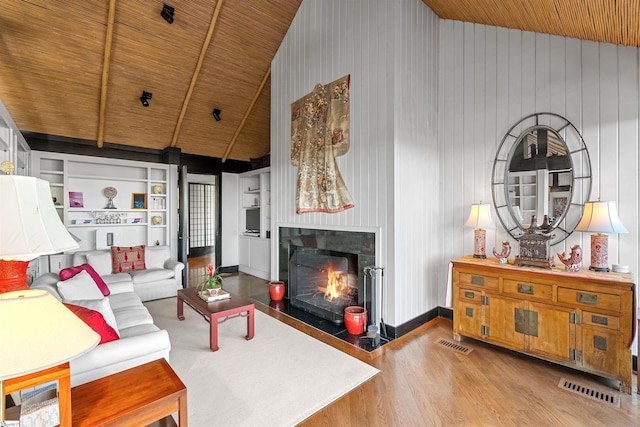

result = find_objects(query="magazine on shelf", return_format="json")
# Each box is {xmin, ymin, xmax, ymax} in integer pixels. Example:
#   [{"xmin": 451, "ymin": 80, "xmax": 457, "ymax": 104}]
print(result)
[{"xmin": 198, "ymin": 289, "xmax": 231, "ymax": 302}]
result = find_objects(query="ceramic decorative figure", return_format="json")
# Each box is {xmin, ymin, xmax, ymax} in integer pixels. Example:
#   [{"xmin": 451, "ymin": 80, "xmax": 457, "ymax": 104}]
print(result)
[
  {"xmin": 557, "ymin": 245, "xmax": 582, "ymax": 272},
  {"xmin": 493, "ymin": 241, "xmax": 511, "ymax": 264}
]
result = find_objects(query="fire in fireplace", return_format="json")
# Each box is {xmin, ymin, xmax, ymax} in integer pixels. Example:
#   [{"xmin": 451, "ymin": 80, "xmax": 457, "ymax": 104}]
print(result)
[{"xmin": 289, "ymin": 248, "xmax": 360, "ymax": 323}]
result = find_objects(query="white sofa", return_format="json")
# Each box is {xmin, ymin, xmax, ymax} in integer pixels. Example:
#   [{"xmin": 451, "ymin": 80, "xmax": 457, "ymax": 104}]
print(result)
[
  {"xmin": 30, "ymin": 274, "xmax": 171, "ymax": 387},
  {"xmin": 72, "ymin": 245, "xmax": 184, "ymax": 302}
]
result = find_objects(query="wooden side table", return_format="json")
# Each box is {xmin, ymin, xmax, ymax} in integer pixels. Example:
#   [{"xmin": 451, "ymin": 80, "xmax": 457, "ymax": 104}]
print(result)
[
  {"xmin": 4, "ymin": 363, "xmax": 72, "ymax": 426},
  {"xmin": 71, "ymin": 358, "xmax": 186, "ymax": 427}
]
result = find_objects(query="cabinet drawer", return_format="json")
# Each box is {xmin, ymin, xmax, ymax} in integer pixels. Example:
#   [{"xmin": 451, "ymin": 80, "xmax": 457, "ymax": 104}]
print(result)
[
  {"xmin": 458, "ymin": 288, "xmax": 483, "ymax": 303},
  {"xmin": 459, "ymin": 272, "xmax": 498, "ymax": 290},
  {"xmin": 557, "ymin": 288, "xmax": 620, "ymax": 312},
  {"xmin": 503, "ymin": 279, "xmax": 552, "ymax": 300},
  {"xmin": 582, "ymin": 311, "xmax": 620, "ymax": 331}
]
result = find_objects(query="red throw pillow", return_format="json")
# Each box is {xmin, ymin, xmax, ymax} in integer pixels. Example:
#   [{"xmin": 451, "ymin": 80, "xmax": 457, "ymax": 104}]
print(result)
[
  {"xmin": 111, "ymin": 245, "xmax": 146, "ymax": 273},
  {"xmin": 64, "ymin": 303, "xmax": 119, "ymax": 344},
  {"xmin": 60, "ymin": 264, "xmax": 110, "ymax": 296}
]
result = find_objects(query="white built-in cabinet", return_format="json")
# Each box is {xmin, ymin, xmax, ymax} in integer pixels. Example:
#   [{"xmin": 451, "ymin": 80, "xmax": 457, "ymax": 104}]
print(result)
[
  {"xmin": 238, "ymin": 167, "xmax": 270, "ymax": 280},
  {"xmin": 31, "ymin": 151, "xmax": 178, "ymax": 273}
]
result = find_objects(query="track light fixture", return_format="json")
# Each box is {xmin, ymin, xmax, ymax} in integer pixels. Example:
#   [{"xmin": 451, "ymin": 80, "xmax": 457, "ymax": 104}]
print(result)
[
  {"xmin": 212, "ymin": 108, "xmax": 221, "ymax": 121},
  {"xmin": 140, "ymin": 91, "xmax": 152, "ymax": 107},
  {"xmin": 161, "ymin": 4, "xmax": 174, "ymax": 24}
]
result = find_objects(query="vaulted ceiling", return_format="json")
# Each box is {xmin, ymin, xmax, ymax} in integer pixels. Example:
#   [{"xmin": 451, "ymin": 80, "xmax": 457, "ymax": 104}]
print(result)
[{"xmin": 0, "ymin": 1, "xmax": 635, "ymax": 162}]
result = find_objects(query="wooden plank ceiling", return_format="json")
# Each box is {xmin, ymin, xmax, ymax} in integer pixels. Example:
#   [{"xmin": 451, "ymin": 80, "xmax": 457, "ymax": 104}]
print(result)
[
  {"xmin": 0, "ymin": 1, "xmax": 636, "ymax": 162},
  {"xmin": 0, "ymin": 0, "xmax": 300, "ymax": 162},
  {"xmin": 422, "ymin": 0, "xmax": 640, "ymax": 47}
]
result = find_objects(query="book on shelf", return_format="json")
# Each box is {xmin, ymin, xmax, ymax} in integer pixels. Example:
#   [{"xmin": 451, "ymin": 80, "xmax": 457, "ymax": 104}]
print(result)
[{"xmin": 198, "ymin": 289, "xmax": 231, "ymax": 302}]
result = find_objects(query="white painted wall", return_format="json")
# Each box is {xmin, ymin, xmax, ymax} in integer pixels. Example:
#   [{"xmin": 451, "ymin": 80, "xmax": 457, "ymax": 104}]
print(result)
[
  {"xmin": 221, "ymin": 172, "xmax": 239, "ymax": 267},
  {"xmin": 439, "ymin": 21, "xmax": 639, "ymax": 290},
  {"xmin": 271, "ymin": 0, "xmax": 440, "ymax": 326},
  {"xmin": 272, "ymin": 0, "xmax": 640, "ymax": 332}
]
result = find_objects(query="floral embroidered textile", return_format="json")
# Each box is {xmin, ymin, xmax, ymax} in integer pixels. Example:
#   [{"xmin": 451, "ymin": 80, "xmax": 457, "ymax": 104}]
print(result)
[{"xmin": 291, "ymin": 75, "xmax": 354, "ymax": 214}]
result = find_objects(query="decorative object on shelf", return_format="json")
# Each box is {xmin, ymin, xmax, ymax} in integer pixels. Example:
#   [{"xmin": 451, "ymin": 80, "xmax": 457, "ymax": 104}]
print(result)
[
  {"xmin": 200, "ymin": 263, "xmax": 223, "ymax": 295},
  {"xmin": 69, "ymin": 191, "xmax": 84, "ymax": 208},
  {"xmin": 151, "ymin": 215, "xmax": 163, "ymax": 225},
  {"xmin": 492, "ymin": 241, "xmax": 511, "ymax": 264},
  {"xmin": 344, "ymin": 306, "xmax": 367, "ymax": 335},
  {"xmin": 103, "ymin": 187, "xmax": 117, "ymax": 209},
  {"xmin": 92, "ymin": 211, "xmax": 126, "ymax": 224},
  {"xmin": 131, "ymin": 192, "xmax": 147, "ymax": 209},
  {"xmin": 269, "ymin": 281, "xmax": 285, "ymax": 301},
  {"xmin": 557, "ymin": 245, "xmax": 582, "ymax": 272},
  {"xmin": 1, "ymin": 160, "xmax": 15, "ymax": 174},
  {"xmin": 575, "ymin": 199, "xmax": 628, "ymax": 272},
  {"xmin": 152, "ymin": 185, "xmax": 163, "ymax": 194},
  {"xmin": 464, "ymin": 203, "xmax": 495, "ymax": 258},
  {"xmin": 514, "ymin": 219, "xmax": 554, "ymax": 269}
]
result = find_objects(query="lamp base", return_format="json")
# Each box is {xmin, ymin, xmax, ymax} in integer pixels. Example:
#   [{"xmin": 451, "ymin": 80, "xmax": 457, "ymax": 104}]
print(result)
[
  {"xmin": 589, "ymin": 233, "xmax": 610, "ymax": 273},
  {"xmin": 0, "ymin": 260, "xmax": 30, "ymax": 294},
  {"xmin": 472, "ymin": 229, "xmax": 487, "ymax": 258}
]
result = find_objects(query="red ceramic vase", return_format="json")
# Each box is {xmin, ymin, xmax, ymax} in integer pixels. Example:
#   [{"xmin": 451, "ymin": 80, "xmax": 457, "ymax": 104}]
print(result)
[
  {"xmin": 269, "ymin": 281, "xmax": 285, "ymax": 301},
  {"xmin": 344, "ymin": 306, "xmax": 367, "ymax": 335}
]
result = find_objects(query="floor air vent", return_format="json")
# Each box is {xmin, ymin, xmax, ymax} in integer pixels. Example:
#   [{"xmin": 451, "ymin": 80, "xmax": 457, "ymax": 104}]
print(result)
[
  {"xmin": 435, "ymin": 338, "xmax": 473, "ymax": 355},
  {"xmin": 557, "ymin": 377, "xmax": 621, "ymax": 408}
]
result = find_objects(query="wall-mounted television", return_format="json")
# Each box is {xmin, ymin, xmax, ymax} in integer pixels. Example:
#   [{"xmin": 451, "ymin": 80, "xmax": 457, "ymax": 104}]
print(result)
[{"xmin": 245, "ymin": 208, "xmax": 260, "ymax": 233}]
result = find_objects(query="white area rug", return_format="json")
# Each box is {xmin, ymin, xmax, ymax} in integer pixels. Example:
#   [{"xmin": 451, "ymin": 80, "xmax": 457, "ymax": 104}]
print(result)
[{"xmin": 145, "ymin": 297, "xmax": 379, "ymax": 427}]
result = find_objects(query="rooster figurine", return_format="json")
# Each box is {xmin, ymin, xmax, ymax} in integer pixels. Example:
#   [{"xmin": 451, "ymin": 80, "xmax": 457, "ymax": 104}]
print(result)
[
  {"xmin": 493, "ymin": 241, "xmax": 511, "ymax": 264},
  {"xmin": 557, "ymin": 245, "xmax": 582, "ymax": 272}
]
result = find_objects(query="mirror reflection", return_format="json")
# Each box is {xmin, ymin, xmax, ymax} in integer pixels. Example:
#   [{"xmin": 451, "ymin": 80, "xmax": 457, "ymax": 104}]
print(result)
[{"xmin": 506, "ymin": 128, "xmax": 572, "ymax": 229}]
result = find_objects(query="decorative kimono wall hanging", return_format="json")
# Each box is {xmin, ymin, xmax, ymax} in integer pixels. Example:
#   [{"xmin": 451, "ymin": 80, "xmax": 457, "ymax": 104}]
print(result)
[{"xmin": 290, "ymin": 75, "xmax": 354, "ymax": 214}]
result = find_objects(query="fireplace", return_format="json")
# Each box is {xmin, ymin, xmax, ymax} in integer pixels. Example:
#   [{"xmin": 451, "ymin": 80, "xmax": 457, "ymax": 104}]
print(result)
[{"xmin": 279, "ymin": 227, "xmax": 376, "ymax": 325}]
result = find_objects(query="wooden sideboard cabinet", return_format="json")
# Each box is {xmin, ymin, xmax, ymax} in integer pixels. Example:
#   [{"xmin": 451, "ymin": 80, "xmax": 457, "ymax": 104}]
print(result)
[{"xmin": 452, "ymin": 256, "xmax": 636, "ymax": 394}]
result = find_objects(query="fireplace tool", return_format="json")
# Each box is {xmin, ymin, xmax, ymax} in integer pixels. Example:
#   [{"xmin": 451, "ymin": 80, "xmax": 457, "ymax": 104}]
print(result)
[{"xmin": 363, "ymin": 266, "xmax": 386, "ymax": 339}]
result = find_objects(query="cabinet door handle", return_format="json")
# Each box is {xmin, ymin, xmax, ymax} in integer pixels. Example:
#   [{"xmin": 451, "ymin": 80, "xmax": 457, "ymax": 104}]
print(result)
[
  {"xmin": 577, "ymin": 292, "xmax": 598, "ymax": 305},
  {"xmin": 471, "ymin": 275, "xmax": 485, "ymax": 285},
  {"xmin": 517, "ymin": 283, "xmax": 534, "ymax": 295},
  {"xmin": 592, "ymin": 315, "xmax": 608, "ymax": 326},
  {"xmin": 464, "ymin": 291, "xmax": 475, "ymax": 299}
]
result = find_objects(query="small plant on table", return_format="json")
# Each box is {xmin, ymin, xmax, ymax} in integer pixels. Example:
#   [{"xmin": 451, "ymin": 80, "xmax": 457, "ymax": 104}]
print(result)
[{"xmin": 200, "ymin": 264, "xmax": 223, "ymax": 295}]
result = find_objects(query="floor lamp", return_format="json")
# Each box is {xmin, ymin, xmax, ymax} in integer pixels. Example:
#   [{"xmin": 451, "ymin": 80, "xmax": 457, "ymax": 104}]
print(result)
[{"xmin": 0, "ymin": 172, "xmax": 98, "ymax": 425}]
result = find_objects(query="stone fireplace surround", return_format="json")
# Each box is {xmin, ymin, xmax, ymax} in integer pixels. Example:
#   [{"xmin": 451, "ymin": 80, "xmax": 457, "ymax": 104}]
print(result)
[{"xmin": 255, "ymin": 225, "xmax": 392, "ymax": 351}]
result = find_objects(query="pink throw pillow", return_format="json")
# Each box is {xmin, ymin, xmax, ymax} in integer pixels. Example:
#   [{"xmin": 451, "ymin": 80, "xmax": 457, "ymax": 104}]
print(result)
[
  {"xmin": 64, "ymin": 303, "xmax": 119, "ymax": 344},
  {"xmin": 111, "ymin": 245, "xmax": 146, "ymax": 273},
  {"xmin": 60, "ymin": 264, "xmax": 110, "ymax": 296}
]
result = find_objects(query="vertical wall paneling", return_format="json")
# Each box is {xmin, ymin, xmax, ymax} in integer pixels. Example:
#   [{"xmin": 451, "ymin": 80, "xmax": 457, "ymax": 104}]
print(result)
[
  {"xmin": 272, "ymin": 0, "xmax": 440, "ymax": 325},
  {"xmin": 440, "ymin": 22, "xmax": 640, "ymax": 355}
]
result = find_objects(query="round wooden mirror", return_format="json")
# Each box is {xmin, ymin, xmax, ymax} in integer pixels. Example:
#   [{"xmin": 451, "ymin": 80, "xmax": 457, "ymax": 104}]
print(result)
[{"xmin": 491, "ymin": 113, "xmax": 592, "ymax": 245}]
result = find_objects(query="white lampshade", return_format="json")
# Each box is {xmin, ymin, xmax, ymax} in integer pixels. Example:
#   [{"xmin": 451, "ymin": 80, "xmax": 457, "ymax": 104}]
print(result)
[
  {"xmin": 0, "ymin": 289, "xmax": 99, "ymax": 380},
  {"xmin": 465, "ymin": 203, "xmax": 496, "ymax": 230},
  {"xmin": 575, "ymin": 200, "xmax": 628, "ymax": 234},
  {"xmin": 0, "ymin": 175, "xmax": 79, "ymax": 261}
]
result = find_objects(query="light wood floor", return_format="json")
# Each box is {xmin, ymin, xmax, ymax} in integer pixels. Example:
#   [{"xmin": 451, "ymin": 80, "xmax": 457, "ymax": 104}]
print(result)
[{"xmin": 187, "ymin": 257, "xmax": 640, "ymax": 426}]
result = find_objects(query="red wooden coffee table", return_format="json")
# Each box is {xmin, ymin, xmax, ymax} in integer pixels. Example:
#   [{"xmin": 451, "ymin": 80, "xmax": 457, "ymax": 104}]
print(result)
[{"xmin": 177, "ymin": 287, "xmax": 254, "ymax": 351}]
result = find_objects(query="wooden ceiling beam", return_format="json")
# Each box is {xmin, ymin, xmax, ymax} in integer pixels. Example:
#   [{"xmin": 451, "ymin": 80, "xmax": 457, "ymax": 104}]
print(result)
[
  {"xmin": 97, "ymin": 0, "xmax": 117, "ymax": 148},
  {"xmin": 222, "ymin": 66, "xmax": 271, "ymax": 162},
  {"xmin": 170, "ymin": 0, "xmax": 224, "ymax": 148}
]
